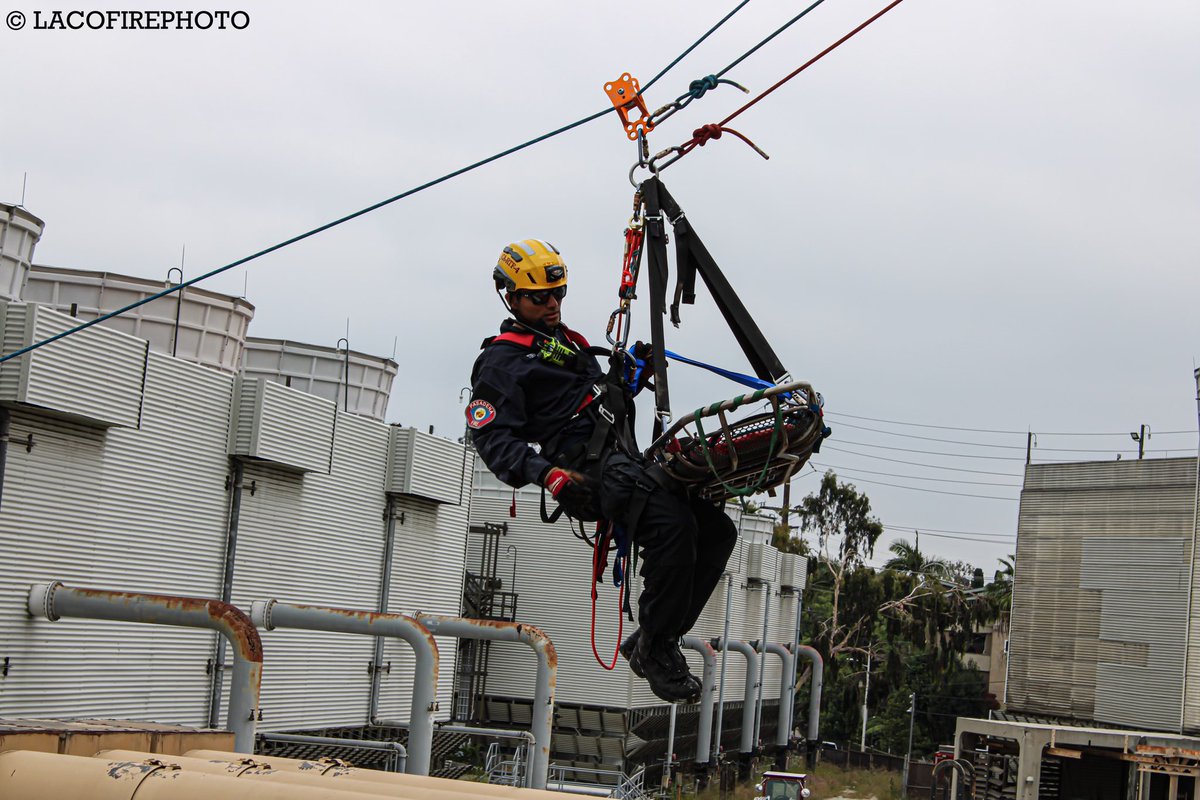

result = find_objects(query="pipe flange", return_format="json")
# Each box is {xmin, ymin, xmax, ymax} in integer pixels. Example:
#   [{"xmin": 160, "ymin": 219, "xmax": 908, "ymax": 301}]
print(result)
[
  {"xmin": 250, "ymin": 598, "xmax": 276, "ymax": 631},
  {"xmin": 27, "ymin": 580, "xmax": 62, "ymax": 621}
]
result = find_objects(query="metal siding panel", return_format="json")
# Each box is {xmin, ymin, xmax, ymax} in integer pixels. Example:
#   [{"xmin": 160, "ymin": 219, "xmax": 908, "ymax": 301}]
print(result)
[
  {"xmin": 228, "ymin": 413, "xmax": 389, "ymax": 731},
  {"xmin": 1081, "ymin": 537, "xmax": 1187, "ymax": 730},
  {"xmin": 380, "ymin": 464, "xmax": 473, "ymax": 723},
  {"xmin": 0, "ymin": 302, "xmax": 147, "ymax": 428},
  {"xmin": 228, "ymin": 377, "xmax": 336, "ymax": 473},
  {"xmin": 0, "ymin": 354, "xmax": 233, "ymax": 724},
  {"xmin": 255, "ymin": 380, "xmax": 336, "ymax": 473},
  {"xmin": 387, "ymin": 428, "xmax": 465, "ymax": 505},
  {"xmin": 1187, "ymin": 453, "xmax": 1200, "ymax": 733},
  {"xmin": 1008, "ymin": 458, "xmax": 1195, "ymax": 731}
]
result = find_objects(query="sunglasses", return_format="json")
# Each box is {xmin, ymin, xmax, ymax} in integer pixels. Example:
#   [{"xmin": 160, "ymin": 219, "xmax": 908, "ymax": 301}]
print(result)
[{"xmin": 519, "ymin": 286, "xmax": 567, "ymax": 305}]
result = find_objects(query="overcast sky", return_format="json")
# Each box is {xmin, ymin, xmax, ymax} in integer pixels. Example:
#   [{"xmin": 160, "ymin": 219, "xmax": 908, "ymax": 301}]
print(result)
[{"xmin": 4, "ymin": 0, "xmax": 1198, "ymax": 572}]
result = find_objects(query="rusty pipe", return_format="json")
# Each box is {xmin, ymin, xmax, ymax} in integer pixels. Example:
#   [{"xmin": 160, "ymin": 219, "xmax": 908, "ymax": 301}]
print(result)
[
  {"xmin": 712, "ymin": 637, "xmax": 759, "ymax": 755},
  {"xmin": 26, "ymin": 581, "xmax": 261, "ymax": 752},
  {"xmin": 763, "ymin": 642, "xmax": 796, "ymax": 747},
  {"xmin": 793, "ymin": 644, "xmax": 823, "ymax": 744},
  {"xmin": 681, "ymin": 635, "xmax": 717, "ymax": 765},
  {"xmin": 251, "ymin": 599, "xmax": 437, "ymax": 776},
  {"xmin": 415, "ymin": 613, "xmax": 556, "ymax": 790}
]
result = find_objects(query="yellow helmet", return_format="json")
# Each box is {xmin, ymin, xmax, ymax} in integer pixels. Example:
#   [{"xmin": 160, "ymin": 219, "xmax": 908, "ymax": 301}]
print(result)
[{"xmin": 493, "ymin": 239, "xmax": 567, "ymax": 293}]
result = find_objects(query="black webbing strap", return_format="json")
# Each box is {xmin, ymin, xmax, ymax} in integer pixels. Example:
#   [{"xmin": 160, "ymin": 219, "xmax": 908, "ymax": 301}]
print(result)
[
  {"xmin": 643, "ymin": 176, "xmax": 790, "ymax": 384},
  {"xmin": 641, "ymin": 178, "xmax": 672, "ymax": 441}
]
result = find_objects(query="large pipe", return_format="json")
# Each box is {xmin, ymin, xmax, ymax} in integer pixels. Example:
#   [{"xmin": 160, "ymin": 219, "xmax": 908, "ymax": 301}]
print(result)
[
  {"xmin": 712, "ymin": 573, "xmax": 734, "ymax": 760},
  {"xmin": 753, "ymin": 588, "xmax": 771, "ymax": 748},
  {"xmin": 210, "ymin": 458, "xmax": 246, "ymax": 727},
  {"xmin": 27, "ymin": 582, "xmax": 260, "ymax": 752},
  {"xmin": 711, "ymin": 637, "xmax": 760, "ymax": 755},
  {"xmin": 369, "ymin": 495, "xmax": 400, "ymax": 722},
  {"xmin": 763, "ymin": 642, "xmax": 796, "ymax": 747},
  {"xmin": 790, "ymin": 589, "xmax": 804, "ymax": 737},
  {"xmin": 250, "ymin": 599, "xmax": 437, "ymax": 776},
  {"xmin": 0, "ymin": 750, "xmax": 394, "ymax": 800},
  {"xmin": 99, "ymin": 749, "xmax": 559, "ymax": 799},
  {"xmin": 681, "ymin": 635, "xmax": 717, "ymax": 765},
  {"xmin": 793, "ymin": 644, "xmax": 823, "ymax": 745},
  {"xmin": 187, "ymin": 749, "xmax": 571, "ymax": 799},
  {"xmin": 415, "ymin": 613, "xmax": 556, "ymax": 790}
]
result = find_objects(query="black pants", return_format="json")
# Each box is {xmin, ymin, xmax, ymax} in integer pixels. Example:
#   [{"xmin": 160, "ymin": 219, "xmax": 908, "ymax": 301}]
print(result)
[{"xmin": 594, "ymin": 454, "xmax": 738, "ymax": 639}]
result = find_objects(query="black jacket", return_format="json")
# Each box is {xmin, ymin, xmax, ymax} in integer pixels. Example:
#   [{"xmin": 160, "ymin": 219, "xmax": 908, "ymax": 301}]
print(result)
[{"xmin": 467, "ymin": 319, "xmax": 604, "ymax": 487}]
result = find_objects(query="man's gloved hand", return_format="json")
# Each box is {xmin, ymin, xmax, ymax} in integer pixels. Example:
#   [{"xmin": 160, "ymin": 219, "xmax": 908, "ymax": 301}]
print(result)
[
  {"xmin": 632, "ymin": 341, "xmax": 656, "ymax": 380},
  {"xmin": 544, "ymin": 467, "xmax": 593, "ymax": 511}
]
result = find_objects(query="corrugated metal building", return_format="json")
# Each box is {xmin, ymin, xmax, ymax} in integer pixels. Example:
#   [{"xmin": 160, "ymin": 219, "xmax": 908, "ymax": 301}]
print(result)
[
  {"xmin": 0, "ymin": 296, "xmax": 471, "ymax": 735},
  {"xmin": 1006, "ymin": 456, "xmax": 1200, "ymax": 734}
]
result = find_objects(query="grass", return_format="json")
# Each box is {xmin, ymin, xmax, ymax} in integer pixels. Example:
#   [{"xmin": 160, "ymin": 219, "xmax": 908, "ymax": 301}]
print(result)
[{"xmin": 692, "ymin": 759, "xmax": 902, "ymax": 800}]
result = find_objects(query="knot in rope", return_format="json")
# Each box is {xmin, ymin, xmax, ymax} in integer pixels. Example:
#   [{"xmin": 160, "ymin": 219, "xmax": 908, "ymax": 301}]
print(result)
[
  {"xmin": 692, "ymin": 123, "xmax": 724, "ymax": 146},
  {"xmin": 688, "ymin": 74, "xmax": 721, "ymax": 99}
]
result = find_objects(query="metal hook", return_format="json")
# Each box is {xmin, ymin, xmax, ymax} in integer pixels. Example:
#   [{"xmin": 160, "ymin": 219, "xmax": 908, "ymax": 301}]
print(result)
[
  {"xmin": 166, "ymin": 267, "xmax": 184, "ymax": 357},
  {"xmin": 648, "ymin": 146, "xmax": 686, "ymax": 175},
  {"xmin": 336, "ymin": 337, "xmax": 350, "ymax": 412}
]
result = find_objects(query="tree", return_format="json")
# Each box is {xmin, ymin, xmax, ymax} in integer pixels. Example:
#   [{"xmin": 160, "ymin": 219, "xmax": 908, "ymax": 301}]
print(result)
[
  {"xmin": 884, "ymin": 537, "xmax": 950, "ymax": 578},
  {"xmin": 985, "ymin": 555, "xmax": 1015, "ymax": 613},
  {"xmin": 771, "ymin": 522, "xmax": 809, "ymax": 555},
  {"xmin": 795, "ymin": 471, "xmax": 886, "ymax": 659}
]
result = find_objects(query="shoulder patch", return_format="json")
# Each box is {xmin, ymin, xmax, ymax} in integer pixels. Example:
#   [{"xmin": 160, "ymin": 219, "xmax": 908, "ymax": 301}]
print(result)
[{"xmin": 466, "ymin": 399, "xmax": 497, "ymax": 429}]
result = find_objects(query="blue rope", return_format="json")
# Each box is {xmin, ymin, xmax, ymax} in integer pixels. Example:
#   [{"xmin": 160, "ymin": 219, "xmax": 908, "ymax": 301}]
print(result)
[
  {"xmin": 663, "ymin": 349, "xmax": 775, "ymax": 391},
  {"xmin": 0, "ymin": 1, "xmax": 755, "ymax": 365}
]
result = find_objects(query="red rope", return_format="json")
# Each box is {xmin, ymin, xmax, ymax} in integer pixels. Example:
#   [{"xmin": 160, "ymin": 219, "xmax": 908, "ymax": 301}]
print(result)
[
  {"xmin": 590, "ymin": 527, "xmax": 625, "ymax": 670},
  {"xmin": 677, "ymin": 0, "xmax": 907, "ymax": 161},
  {"xmin": 682, "ymin": 124, "xmax": 769, "ymax": 160}
]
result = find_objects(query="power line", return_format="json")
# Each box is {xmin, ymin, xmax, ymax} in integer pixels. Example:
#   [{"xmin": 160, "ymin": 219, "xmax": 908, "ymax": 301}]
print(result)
[
  {"xmin": 835, "ymin": 439, "xmax": 1026, "ymax": 461},
  {"xmin": 822, "ymin": 445, "xmax": 1022, "ymax": 477},
  {"xmin": 0, "ymin": 1, "xmax": 762, "ymax": 364},
  {"xmin": 884, "ymin": 524, "xmax": 1016, "ymax": 539},
  {"xmin": 832, "ymin": 472, "xmax": 1018, "ymax": 502},
  {"xmin": 881, "ymin": 527, "xmax": 1015, "ymax": 544},
  {"xmin": 811, "ymin": 461, "xmax": 1020, "ymax": 488},
  {"xmin": 826, "ymin": 410, "xmax": 1198, "ymax": 438},
  {"xmin": 833, "ymin": 422, "xmax": 1167, "ymax": 453},
  {"xmin": 832, "ymin": 420, "xmax": 1028, "ymax": 449}
]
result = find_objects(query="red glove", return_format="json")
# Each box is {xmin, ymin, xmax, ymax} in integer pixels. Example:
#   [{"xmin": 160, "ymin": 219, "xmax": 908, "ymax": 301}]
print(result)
[{"xmin": 544, "ymin": 467, "xmax": 594, "ymax": 511}]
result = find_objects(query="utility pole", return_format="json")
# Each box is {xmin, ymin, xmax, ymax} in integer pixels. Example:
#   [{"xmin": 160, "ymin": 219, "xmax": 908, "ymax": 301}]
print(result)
[
  {"xmin": 781, "ymin": 479, "xmax": 791, "ymax": 530},
  {"xmin": 1131, "ymin": 424, "xmax": 1150, "ymax": 459},
  {"xmin": 901, "ymin": 692, "xmax": 916, "ymax": 798},
  {"xmin": 859, "ymin": 646, "xmax": 872, "ymax": 750}
]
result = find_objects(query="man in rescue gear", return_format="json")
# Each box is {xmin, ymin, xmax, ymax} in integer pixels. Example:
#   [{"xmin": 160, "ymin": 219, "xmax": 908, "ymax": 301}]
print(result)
[{"xmin": 467, "ymin": 238, "xmax": 737, "ymax": 703}]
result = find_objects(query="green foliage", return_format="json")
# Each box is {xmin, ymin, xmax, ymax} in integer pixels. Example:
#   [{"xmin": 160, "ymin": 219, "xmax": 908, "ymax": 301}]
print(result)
[
  {"xmin": 789, "ymin": 472, "xmax": 1003, "ymax": 760},
  {"xmin": 771, "ymin": 522, "xmax": 809, "ymax": 555},
  {"xmin": 795, "ymin": 470, "xmax": 883, "ymax": 569},
  {"xmin": 883, "ymin": 537, "xmax": 949, "ymax": 577}
]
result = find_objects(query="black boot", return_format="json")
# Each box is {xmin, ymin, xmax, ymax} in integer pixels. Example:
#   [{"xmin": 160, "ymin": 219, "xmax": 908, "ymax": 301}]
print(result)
[
  {"xmin": 620, "ymin": 629, "xmax": 645, "ymax": 678},
  {"xmin": 635, "ymin": 633, "xmax": 702, "ymax": 703}
]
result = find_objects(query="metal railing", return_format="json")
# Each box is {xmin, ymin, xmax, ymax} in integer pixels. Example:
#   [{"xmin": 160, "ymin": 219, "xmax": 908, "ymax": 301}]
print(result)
[
  {"xmin": 484, "ymin": 741, "xmax": 527, "ymax": 787},
  {"xmin": 547, "ymin": 763, "xmax": 648, "ymax": 799}
]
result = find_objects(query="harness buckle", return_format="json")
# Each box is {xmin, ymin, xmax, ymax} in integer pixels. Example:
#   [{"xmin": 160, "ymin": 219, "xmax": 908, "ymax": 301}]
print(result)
[{"xmin": 599, "ymin": 405, "xmax": 616, "ymax": 426}]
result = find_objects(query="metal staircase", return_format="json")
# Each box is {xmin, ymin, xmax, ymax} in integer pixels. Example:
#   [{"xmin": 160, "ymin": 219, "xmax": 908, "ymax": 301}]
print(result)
[{"xmin": 454, "ymin": 522, "xmax": 519, "ymax": 721}]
